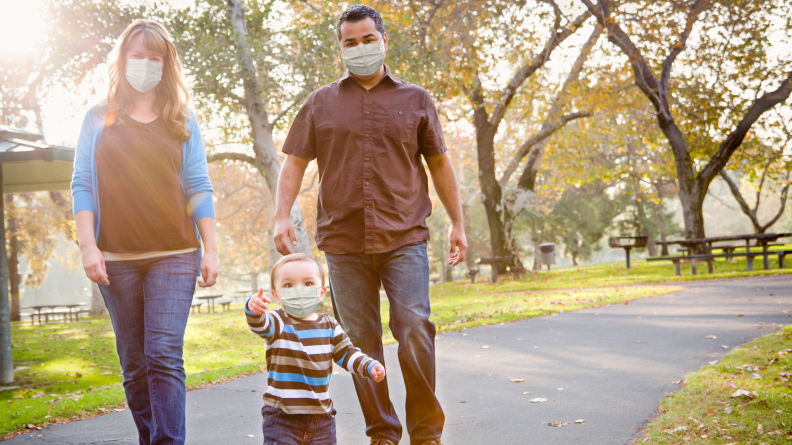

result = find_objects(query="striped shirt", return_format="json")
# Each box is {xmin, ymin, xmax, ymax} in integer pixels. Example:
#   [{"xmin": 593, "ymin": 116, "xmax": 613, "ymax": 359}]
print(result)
[{"xmin": 245, "ymin": 303, "xmax": 379, "ymax": 415}]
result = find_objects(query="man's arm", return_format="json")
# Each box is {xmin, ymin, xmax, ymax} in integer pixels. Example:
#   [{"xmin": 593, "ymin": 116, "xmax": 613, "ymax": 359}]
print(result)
[
  {"xmin": 274, "ymin": 154, "xmax": 311, "ymax": 255},
  {"xmin": 425, "ymin": 153, "xmax": 467, "ymax": 266}
]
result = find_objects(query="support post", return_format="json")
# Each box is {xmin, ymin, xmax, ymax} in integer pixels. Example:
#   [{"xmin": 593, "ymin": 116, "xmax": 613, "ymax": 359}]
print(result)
[
  {"xmin": 762, "ymin": 242, "xmax": 770, "ymax": 270},
  {"xmin": 625, "ymin": 247, "xmax": 632, "ymax": 270},
  {"xmin": 779, "ymin": 253, "xmax": 786, "ymax": 269},
  {"xmin": 747, "ymin": 255, "xmax": 754, "ymax": 272},
  {"xmin": 691, "ymin": 259, "xmax": 698, "ymax": 275},
  {"xmin": 490, "ymin": 266, "xmax": 498, "ymax": 284},
  {"xmin": 0, "ymin": 169, "xmax": 13, "ymax": 384},
  {"xmin": 673, "ymin": 260, "xmax": 680, "ymax": 276},
  {"xmin": 707, "ymin": 259, "xmax": 713, "ymax": 274}
]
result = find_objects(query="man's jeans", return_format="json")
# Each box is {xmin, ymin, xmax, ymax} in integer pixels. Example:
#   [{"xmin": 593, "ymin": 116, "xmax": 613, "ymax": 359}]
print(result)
[
  {"xmin": 261, "ymin": 405, "xmax": 337, "ymax": 445},
  {"xmin": 99, "ymin": 251, "xmax": 197, "ymax": 445},
  {"xmin": 325, "ymin": 242, "xmax": 444, "ymax": 443}
]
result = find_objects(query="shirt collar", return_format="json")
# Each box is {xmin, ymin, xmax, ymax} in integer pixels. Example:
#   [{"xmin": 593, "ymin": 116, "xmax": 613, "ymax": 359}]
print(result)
[{"xmin": 339, "ymin": 64, "xmax": 403, "ymax": 86}]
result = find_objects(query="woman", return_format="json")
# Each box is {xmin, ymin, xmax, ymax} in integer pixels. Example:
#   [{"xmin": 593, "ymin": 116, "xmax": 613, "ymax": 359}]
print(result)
[{"xmin": 71, "ymin": 19, "xmax": 218, "ymax": 445}]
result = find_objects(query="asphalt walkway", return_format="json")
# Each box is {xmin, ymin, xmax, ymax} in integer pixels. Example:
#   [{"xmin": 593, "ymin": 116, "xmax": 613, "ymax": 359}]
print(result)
[{"xmin": 7, "ymin": 275, "xmax": 791, "ymax": 444}]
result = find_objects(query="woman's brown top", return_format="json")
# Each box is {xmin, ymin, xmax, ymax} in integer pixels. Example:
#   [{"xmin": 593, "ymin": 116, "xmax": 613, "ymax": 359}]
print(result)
[
  {"xmin": 96, "ymin": 116, "xmax": 199, "ymax": 253},
  {"xmin": 282, "ymin": 66, "xmax": 447, "ymax": 254}
]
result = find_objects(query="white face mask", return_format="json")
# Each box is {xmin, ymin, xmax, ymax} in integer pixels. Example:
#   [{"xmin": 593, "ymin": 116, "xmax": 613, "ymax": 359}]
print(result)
[
  {"xmin": 126, "ymin": 58, "xmax": 163, "ymax": 93},
  {"xmin": 278, "ymin": 286, "xmax": 322, "ymax": 318},
  {"xmin": 342, "ymin": 42, "xmax": 385, "ymax": 77}
]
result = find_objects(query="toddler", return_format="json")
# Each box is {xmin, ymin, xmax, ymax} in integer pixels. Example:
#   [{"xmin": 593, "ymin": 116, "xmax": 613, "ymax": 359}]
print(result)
[{"xmin": 245, "ymin": 253, "xmax": 386, "ymax": 445}]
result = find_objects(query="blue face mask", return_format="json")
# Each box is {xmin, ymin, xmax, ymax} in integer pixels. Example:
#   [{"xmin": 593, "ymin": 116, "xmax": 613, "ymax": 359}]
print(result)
[{"xmin": 278, "ymin": 286, "xmax": 322, "ymax": 318}]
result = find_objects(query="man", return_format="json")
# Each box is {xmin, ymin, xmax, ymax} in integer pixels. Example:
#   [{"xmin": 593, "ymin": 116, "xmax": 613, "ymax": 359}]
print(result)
[{"xmin": 273, "ymin": 5, "xmax": 466, "ymax": 445}]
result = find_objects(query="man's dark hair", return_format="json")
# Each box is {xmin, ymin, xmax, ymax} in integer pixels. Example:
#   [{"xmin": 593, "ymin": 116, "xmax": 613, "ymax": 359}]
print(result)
[{"xmin": 336, "ymin": 5, "xmax": 386, "ymax": 41}]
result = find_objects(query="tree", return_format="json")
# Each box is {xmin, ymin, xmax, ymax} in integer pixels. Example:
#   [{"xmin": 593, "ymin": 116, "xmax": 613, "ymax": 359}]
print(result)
[{"xmin": 581, "ymin": 0, "xmax": 792, "ymax": 248}]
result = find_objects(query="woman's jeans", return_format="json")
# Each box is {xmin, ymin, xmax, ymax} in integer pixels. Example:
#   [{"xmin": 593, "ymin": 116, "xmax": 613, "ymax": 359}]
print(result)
[
  {"xmin": 99, "ymin": 251, "xmax": 197, "ymax": 445},
  {"xmin": 325, "ymin": 241, "xmax": 444, "ymax": 444},
  {"xmin": 261, "ymin": 405, "xmax": 337, "ymax": 445}
]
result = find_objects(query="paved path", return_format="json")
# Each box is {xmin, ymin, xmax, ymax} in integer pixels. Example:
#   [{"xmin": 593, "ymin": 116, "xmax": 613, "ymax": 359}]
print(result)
[{"xmin": 8, "ymin": 275, "xmax": 791, "ymax": 444}]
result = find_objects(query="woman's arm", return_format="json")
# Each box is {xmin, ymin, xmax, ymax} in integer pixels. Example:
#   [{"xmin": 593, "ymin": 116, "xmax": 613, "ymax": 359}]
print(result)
[
  {"xmin": 196, "ymin": 217, "xmax": 218, "ymax": 287},
  {"xmin": 75, "ymin": 210, "xmax": 109, "ymax": 285}
]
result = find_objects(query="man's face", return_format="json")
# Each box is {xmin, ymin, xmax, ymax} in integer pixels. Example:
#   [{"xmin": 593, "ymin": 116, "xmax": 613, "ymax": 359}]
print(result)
[{"xmin": 339, "ymin": 17, "xmax": 388, "ymax": 56}]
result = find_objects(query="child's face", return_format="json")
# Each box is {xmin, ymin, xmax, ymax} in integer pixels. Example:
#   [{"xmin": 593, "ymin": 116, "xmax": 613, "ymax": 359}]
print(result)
[{"xmin": 270, "ymin": 260, "xmax": 326, "ymax": 304}]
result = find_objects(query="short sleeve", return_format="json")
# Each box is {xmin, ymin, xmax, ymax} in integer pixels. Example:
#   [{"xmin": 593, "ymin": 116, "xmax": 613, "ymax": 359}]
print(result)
[
  {"xmin": 281, "ymin": 92, "xmax": 317, "ymax": 160},
  {"xmin": 417, "ymin": 91, "xmax": 447, "ymax": 157}
]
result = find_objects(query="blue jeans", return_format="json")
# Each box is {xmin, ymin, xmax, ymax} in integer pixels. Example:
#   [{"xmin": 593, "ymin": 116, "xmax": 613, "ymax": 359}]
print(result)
[
  {"xmin": 325, "ymin": 242, "xmax": 443, "ymax": 444},
  {"xmin": 99, "ymin": 251, "xmax": 197, "ymax": 445},
  {"xmin": 262, "ymin": 405, "xmax": 337, "ymax": 445}
]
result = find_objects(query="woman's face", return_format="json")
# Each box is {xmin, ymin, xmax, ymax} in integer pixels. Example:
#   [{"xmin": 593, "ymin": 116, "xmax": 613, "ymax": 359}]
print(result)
[{"xmin": 125, "ymin": 32, "xmax": 165, "ymax": 68}]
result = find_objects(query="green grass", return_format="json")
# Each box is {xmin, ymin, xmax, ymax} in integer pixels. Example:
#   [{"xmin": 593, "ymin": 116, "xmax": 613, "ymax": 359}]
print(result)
[
  {"xmin": 456, "ymin": 244, "xmax": 792, "ymax": 293},
  {"xmin": 639, "ymin": 325, "xmax": 792, "ymax": 444}
]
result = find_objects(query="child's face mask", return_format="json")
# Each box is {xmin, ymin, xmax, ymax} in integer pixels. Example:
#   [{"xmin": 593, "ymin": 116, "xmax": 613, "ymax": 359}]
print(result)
[{"xmin": 278, "ymin": 286, "xmax": 322, "ymax": 318}]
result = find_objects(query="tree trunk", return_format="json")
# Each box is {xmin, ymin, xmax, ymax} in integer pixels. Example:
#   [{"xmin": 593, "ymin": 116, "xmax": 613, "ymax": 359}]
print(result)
[
  {"xmin": 249, "ymin": 271, "xmax": 258, "ymax": 292},
  {"xmin": 654, "ymin": 182, "xmax": 669, "ymax": 256},
  {"xmin": 461, "ymin": 198, "xmax": 476, "ymax": 272},
  {"xmin": 5, "ymin": 195, "xmax": 19, "ymax": 322},
  {"xmin": 634, "ymin": 190, "xmax": 657, "ymax": 256},
  {"xmin": 89, "ymin": 282, "xmax": 106, "ymax": 316},
  {"xmin": 226, "ymin": 0, "xmax": 311, "ymax": 255},
  {"xmin": 531, "ymin": 215, "xmax": 543, "ymax": 271}
]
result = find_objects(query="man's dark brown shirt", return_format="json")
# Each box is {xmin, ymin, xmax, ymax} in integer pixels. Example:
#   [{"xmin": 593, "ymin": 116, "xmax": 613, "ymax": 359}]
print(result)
[{"xmin": 282, "ymin": 66, "xmax": 447, "ymax": 254}]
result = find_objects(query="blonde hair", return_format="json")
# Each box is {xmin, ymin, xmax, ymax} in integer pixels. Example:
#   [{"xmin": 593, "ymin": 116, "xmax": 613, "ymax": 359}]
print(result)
[
  {"xmin": 104, "ymin": 19, "xmax": 192, "ymax": 141},
  {"xmin": 270, "ymin": 253, "xmax": 326, "ymax": 288}
]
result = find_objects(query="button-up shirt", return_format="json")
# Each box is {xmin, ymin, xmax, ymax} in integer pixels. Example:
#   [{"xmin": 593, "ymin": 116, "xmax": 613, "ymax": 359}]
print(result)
[{"xmin": 282, "ymin": 66, "xmax": 447, "ymax": 254}]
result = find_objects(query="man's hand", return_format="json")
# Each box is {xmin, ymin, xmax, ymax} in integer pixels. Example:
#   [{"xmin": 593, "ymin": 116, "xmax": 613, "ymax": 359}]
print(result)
[
  {"xmin": 81, "ymin": 244, "xmax": 109, "ymax": 285},
  {"xmin": 247, "ymin": 288, "xmax": 271, "ymax": 315},
  {"xmin": 274, "ymin": 217, "xmax": 297, "ymax": 255},
  {"xmin": 447, "ymin": 223, "xmax": 467, "ymax": 267},
  {"xmin": 371, "ymin": 363, "xmax": 386, "ymax": 382},
  {"xmin": 198, "ymin": 251, "xmax": 219, "ymax": 287}
]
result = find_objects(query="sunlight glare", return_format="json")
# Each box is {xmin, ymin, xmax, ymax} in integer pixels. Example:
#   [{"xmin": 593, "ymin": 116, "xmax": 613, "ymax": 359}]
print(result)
[{"xmin": 0, "ymin": 0, "xmax": 46, "ymax": 56}]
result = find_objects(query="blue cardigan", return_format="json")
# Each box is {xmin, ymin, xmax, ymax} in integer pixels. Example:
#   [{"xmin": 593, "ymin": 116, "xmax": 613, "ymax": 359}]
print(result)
[{"xmin": 71, "ymin": 104, "xmax": 215, "ymax": 257}]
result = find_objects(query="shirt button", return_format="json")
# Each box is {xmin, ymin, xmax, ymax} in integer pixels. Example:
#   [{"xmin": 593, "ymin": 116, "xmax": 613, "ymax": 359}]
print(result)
[
  {"xmin": 365, "ymin": 182, "xmax": 369, "ymax": 185},
  {"xmin": 365, "ymin": 111, "xmax": 369, "ymax": 115},
  {"xmin": 398, "ymin": 111, "xmax": 402, "ymax": 115},
  {"xmin": 365, "ymin": 157, "xmax": 370, "ymax": 161},
  {"xmin": 365, "ymin": 134, "xmax": 370, "ymax": 138},
  {"xmin": 365, "ymin": 205, "xmax": 370, "ymax": 208},
  {"xmin": 366, "ymin": 90, "xmax": 370, "ymax": 95}
]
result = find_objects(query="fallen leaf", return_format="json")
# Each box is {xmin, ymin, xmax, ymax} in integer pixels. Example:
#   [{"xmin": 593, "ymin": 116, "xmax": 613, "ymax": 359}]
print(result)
[
  {"xmin": 708, "ymin": 360, "xmax": 719, "ymax": 365},
  {"xmin": 730, "ymin": 389, "xmax": 757, "ymax": 398},
  {"xmin": 529, "ymin": 398, "xmax": 547, "ymax": 403},
  {"xmin": 750, "ymin": 373, "xmax": 762, "ymax": 380},
  {"xmin": 738, "ymin": 314, "xmax": 744, "ymax": 317},
  {"xmin": 705, "ymin": 335, "xmax": 717, "ymax": 339},
  {"xmin": 575, "ymin": 419, "xmax": 585, "ymax": 424},
  {"xmin": 557, "ymin": 388, "xmax": 563, "ymax": 391},
  {"xmin": 481, "ymin": 346, "xmax": 490, "ymax": 349},
  {"xmin": 523, "ymin": 392, "xmax": 530, "ymax": 395},
  {"xmin": 510, "ymin": 378, "xmax": 525, "ymax": 383},
  {"xmin": 757, "ymin": 424, "xmax": 763, "ymax": 434},
  {"xmin": 722, "ymin": 345, "xmax": 730, "ymax": 349},
  {"xmin": 725, "ymin": 380, "xmax": 737, "ymax": 389},
  {"xmin": 707, "ymin": 408, "xmax": 715, "ymax": 415},
  {"xmin": 664, "ymin": 426, "xmax": 687, "ymax": 434},
  {"xmin": 548, "ymin": 421, "xmax": 570, "ymax": 427},
  {"xmin": 723, "ymin": 406, "xmax": 733, "ymax": 414}
]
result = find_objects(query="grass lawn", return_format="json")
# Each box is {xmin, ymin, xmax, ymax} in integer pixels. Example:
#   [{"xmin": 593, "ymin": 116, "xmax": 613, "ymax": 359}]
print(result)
[{"xmin": 639, "ymin": 325, "xmax": 792, "ymax": 444}]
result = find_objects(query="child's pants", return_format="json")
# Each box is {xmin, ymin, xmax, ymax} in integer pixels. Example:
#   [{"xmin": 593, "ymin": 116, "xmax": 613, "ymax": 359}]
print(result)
[{"xmin": 262, "ymin": 405, "xmax": 337, "ymax": 445}]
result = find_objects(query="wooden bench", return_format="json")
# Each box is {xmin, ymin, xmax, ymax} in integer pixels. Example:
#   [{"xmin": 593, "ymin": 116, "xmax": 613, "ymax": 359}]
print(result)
[
  {"xmin": 647, "ymin": 250, "xmax": 792, "ymax": 276},
  {"xmin": 190, "ymin": 302, "xmax": 203, "ymax": 314},
  {"xmin": 475, "ymin": 257, "xmax": 516, "ymax": 283},
  {"xmin": 217, "ymin": 299, "xmax": 234, "ymax": 312}
]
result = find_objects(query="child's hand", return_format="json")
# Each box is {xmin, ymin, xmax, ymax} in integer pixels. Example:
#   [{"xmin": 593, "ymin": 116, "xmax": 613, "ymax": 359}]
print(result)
[
  {"xmin": 371, "ymin": 364, "xmax": 386, "ymax": 382},
  {"xmin": 247, "ymin": 288, "xmax": 271, "ymax": 315}
]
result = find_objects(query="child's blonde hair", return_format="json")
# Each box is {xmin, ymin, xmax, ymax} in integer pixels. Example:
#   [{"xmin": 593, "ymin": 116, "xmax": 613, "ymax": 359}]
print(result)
[{"xmin": 270, "ymin": 253, "xmax": 325, "ymax": 288}]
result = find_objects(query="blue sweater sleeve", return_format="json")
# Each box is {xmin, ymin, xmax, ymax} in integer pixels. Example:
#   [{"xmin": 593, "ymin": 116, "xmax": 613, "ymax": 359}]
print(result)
[
  {"xmin": 183, "ymin": 111, "xmax": 215, "ymax": 221},
  {"xmin": 71, "ymin": 108, "xmax": 101, "ymax": 215}
]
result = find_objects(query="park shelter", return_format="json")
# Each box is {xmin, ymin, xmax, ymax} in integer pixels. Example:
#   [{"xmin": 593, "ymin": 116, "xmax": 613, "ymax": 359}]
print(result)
[{"xmin": 0, "ymin": 125, "xmax": 75, "ymax": 384}]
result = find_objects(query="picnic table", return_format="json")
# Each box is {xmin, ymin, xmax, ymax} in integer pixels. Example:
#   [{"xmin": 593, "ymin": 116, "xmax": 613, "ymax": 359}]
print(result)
[
  {"xmin": 608, "ymin": 236, "xmax": 648, "ymax": 269},
  {"xmin": 196, "ymin": 294, "xmax": 224, "ymax": 313},
  {"xmin": 23, "ymin": 303, "xmax": 88, "ymax": 325},
  {"xmin": 647, "ymin": 233, "xmax": 792, "ymax": 275},
  {"xmin": 475, "ymin": 256, "xmax": 517, "ymax": 283}
]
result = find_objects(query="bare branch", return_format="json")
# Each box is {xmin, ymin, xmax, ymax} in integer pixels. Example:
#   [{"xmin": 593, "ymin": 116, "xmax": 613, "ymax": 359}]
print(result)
[
  {"xmin": 487, "ymin": 10, "xmax": 591, "ymax": 128},
  {"xmin": 207, "ymin": 151, "xmax": 258, "ymax": 167},
  {"xmin": 659, "ymin": 0, "xmax": 710, "ymax": 98},
  {"xmin": 299, "ymin": 170, "xmax": 319, "ymax": 194},
  {"xmin": 272, "ymin": 90, "xmax": 309, "ymax": 127}
]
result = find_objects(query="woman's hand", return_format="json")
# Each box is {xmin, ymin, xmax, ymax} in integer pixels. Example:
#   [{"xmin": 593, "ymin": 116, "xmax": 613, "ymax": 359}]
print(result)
[
  {"xmin": 81, "ymin": 244, "xmax": 109, "ymax": 285},
  {"xmin": 198, "ymin": 251, "xmax": 218, "ymax": 287},
  {"xmin": 371, "ymin": 364, "xmax": 386, "ymax": 382},
  {"xmin": 247, "ymin": 288, "xmax": 271, "ymax": 315}
]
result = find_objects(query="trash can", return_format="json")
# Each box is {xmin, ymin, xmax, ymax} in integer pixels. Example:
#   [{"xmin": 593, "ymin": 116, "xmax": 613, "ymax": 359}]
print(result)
[{"xmin": 539, "ymin": 243, "xmax": 556, "ymax": 265}]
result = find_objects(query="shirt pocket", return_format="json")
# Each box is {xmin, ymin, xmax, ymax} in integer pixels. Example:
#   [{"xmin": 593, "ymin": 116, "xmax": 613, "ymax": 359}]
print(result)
[{"xmin": 384, "ymin": 109, "xmax": 414, "ymax": 143}]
